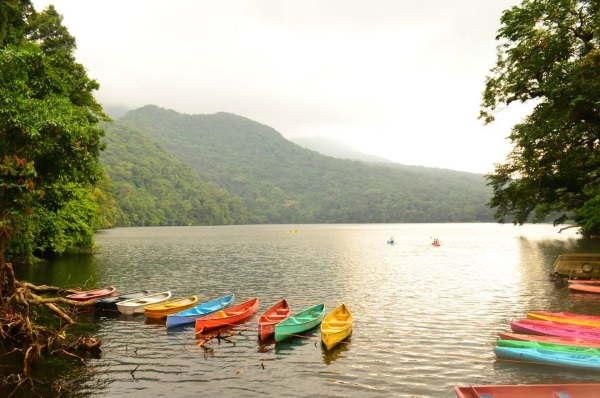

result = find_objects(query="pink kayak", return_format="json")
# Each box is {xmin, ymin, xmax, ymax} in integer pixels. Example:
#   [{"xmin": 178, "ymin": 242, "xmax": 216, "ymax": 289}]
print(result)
[
  {"xmin": 511, "ymin": 319, "xmax": 600, "ymax": 340},
  {"xmin": 499, "ymin": 332, "xmax": 600, "ymax": 348},
  {"xmin": 527, "ymin": 311, "xmax": 600, "ymax": 327}
]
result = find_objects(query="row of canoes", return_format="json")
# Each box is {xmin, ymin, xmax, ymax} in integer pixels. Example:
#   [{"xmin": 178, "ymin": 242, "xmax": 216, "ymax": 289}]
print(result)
[
  {"xmin": 454, "ymin": 310, "xmax": 600, "ymax": 397},
  {"xmin": 65, "ymin": 286, "xmax": 353, "ymax": 350}
]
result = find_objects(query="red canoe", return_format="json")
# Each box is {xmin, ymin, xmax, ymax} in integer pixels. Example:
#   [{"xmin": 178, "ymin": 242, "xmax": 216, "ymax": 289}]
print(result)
[
  {"xmin": 499, "ymin": 332, "xmax": 600, "ymax": 348},
  {"xmin": 66, "ymin": 286, "xmax": 116, "ymax": 301},
  {"xmin": 258, "ymin": 299, "xmax": 291, "ymax": 340},
  {"xmin": 511, "ymin": 319, "xmax": 600, "ymax": 340},
  {"xmin": 569, "ymin": 283, "xmax": 600, "ymax": 293},
  {"xmin": 455, "ymin": 383, "xmax": 600, "ymax": 398},
  {"xmin": 195, "ymin": 297, "xmax": 259, "ymax": 334}
]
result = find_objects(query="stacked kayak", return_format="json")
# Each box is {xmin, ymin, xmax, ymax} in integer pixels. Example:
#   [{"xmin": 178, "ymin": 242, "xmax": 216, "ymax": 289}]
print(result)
[
  {"xmin": 166, "ymin": 293, "xmax": 235, "ymax": 328},
  {"xmin": 511, "ymin": 319, "xmax": 600, "ymax": 340},
  {"xmin": 527, "ymin": 311, "xmax": 600, "ymax": 327},
  {"xmin": 497, "ymin": 339, "xmax": 600, "ymax": 355},
  {"xmin": 499, "ymin": 332, "xmax": 600, "ymax": 348},
  {"xmin": 494, "ymin": 346, "xmax": 600, "ymax": 371}
]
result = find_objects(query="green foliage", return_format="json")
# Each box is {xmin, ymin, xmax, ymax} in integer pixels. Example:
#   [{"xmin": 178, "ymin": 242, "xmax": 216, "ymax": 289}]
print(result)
[
  {"xmin": 116, "ymin": 106, "xmax": 494, "ymax": 224},
  {"xmin": 481, "ymin": 0, "xmax": 600, "ymax": 234},
  {"xmin": 99, "ymin": 122, "xmax": 248, "ymax": 226},
  {"xmin": 0, "ymin": 3, "xmax": 108, "ymax": 263}
]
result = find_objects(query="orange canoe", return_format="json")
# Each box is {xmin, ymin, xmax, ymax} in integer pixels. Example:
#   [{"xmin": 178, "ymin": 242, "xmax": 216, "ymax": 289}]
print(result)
[
  {"xmin": 455, "ymin": 383, "xmax": 600, "ymax": 398},
  {"xmin": 527, "ymin": 311, "xmax": 600, "ymax": 327},
  {"xmin": 258, "ymin": 299, "xmax": 291, "ymax": 340},
  {"xmin": 196, "ymin": 297, "xmax": 259, "ymax": 334},
  {"xmin": 569, "ymin": 283, "xmax": 600, "ymax": 294},
  {"xmin": 66, "ymin": 286, "xmax": 116, "ymax": 301},
  {"xmin": 144, "ymin": 296, "xmax": 198, "ymax": 319},
  {"xmin": 499, "ymin": 332, "xmax": 600, "ymax": 348}
]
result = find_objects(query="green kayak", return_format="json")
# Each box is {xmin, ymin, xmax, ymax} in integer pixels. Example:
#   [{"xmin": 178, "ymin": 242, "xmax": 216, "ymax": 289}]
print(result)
[
  {"xmin": 275, "ymin": 303, "xmax": 325, "ymax": 343},
  {"xmin": 497, "ymin": 339, "xmax": 600, "ymax": 355}
]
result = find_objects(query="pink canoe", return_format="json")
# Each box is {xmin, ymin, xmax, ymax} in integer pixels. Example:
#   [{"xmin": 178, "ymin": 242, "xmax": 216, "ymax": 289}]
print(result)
[
  {"xmin": 527, "ymin": 311, "xmax": 600, "ymax": 327},
  {"xmin": 455, "ymin": 383, "xmax": 600, "ymax": 398},
  {"xmin": 511, "ymin": 319, "xmax": 600, "ymax": 340},
  {"xmin": 66, "ymin": 286, "xmax": 116, "ymax": 301},
  {"xmin": 499, "ymin": 332, "xmax": 600, "ymax": 348},
  {"xmin": 258, "ymin": 299, "xmax": 291, "ymax": 340},
  {"xmin": 569, "ymin": 283, "xmax": 600, "ymax": 293}
]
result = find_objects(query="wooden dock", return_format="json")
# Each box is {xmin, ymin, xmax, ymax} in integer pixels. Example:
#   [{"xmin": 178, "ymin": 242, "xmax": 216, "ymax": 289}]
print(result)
[{"xmin": 550, "ymin": 253, "xmax": 600, "ymax": 281}]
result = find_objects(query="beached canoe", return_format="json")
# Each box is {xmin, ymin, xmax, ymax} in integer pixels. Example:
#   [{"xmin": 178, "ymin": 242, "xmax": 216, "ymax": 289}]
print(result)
[
  {"xmin": 195, "ymin": 297, "xmax": 259, "ymax": 333},
  {"xmin": 95, "ymin": 290, "xmax": 149, "ymax": 311},
  {"xmin": 275, "ymin": 303, "xmax": 325, "ymax": 343},
  {"xmin": 66, "ymin": 286, "xmax": 116, "ymax": 301},
  {"xmin": 454, "ymin": 383, "xmax": 600, "ymax": 398},
  {"xmin": 497, "ymin": 339, "xmax": 600, "ymax": 355},
  {"xmin": 166, "ymin": 293, "xmax": 235, "ymax": 328},
  {"xmin": 499, "ymin": 332, "xmax": 600, "ymax": 348},
  {"xmin": 494, "ymin": 346, "xmax": 600, "ymax": 371},
  {"xmin": 145, "ymin": 296, "xmax": 198, "ymax": 319},
  {"xmin": 321, "ymin": 303, "xmax": 352, "ymax": 350},
  {"xmin": 569, "ymin": 283, "xmax": 600, "ymax": 294},
  {"xmin": 527, "ymin": 311, "xmax": 600, "ymax": 327},
  {"xmin": 257, "ymin": 299, "xmax": 291, "ymax": 340},
  {"xmin": 116, "ymin": 291, "xmax": 172, "ymax": 315},
  {"xmin": 511, "ymin": 319, "xmax": 600, "ymax": 340}
]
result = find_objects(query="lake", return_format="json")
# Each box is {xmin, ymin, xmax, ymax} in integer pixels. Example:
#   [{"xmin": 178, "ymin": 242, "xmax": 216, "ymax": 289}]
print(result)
[{"xmin": 12, "ymin": 223, "xmax": 600, "ymax": 397}]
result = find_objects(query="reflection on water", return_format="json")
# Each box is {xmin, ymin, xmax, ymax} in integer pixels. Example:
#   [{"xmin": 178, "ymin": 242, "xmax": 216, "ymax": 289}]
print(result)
[{"xmin": 11, "ymin": 223, "xmax": 600, "ymax": 397}]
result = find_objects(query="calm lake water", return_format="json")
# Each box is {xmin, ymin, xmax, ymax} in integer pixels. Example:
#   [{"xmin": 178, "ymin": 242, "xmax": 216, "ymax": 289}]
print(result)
[{"xmin": 13, "ymin": 223, "xmax": 600, "ymax": 397}]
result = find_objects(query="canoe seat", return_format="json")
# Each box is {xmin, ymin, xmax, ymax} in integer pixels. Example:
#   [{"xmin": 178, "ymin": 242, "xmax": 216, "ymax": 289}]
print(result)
[
  {"xmin": 275, "ymin": 309, "xmax": 288, "ymax": 315},
  {"xmin": 554, "ymin": 392, "xmax": 572, "ymax": 398},
  {"xmin": 326, "ymin": 322, "xmax": 347, "ymax": 328},
  {"xmin": 269, "ymin": 314, "xmax": 287, "ymax": 320}
]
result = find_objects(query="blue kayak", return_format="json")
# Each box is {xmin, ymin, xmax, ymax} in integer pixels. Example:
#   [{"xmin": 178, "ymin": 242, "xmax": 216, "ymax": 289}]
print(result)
[
  {"xmin": 494, "ymin": 346, "xmax": 600, "ymax": 371},
  {"xmin": 166, "ymin": 293, "xmax": 234, "ymax": 328}
]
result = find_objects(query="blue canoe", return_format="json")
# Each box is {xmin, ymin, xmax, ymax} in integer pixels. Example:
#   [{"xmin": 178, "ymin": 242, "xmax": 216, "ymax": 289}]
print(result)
[
  {"xmin": 494, "ymin": 346, "xmax": 600, "ymax": 371},
  {"xmin": 166, "ymin": 293, "xmax": 235, "ymax": 328}
]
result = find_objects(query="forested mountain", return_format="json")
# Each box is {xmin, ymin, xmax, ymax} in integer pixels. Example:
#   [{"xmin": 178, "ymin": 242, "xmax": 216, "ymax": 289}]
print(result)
[
  {"xmin": 100, "ymin": 122, "xmax": 248, "ymax": 226},
  {"xmin": 105, "ymin": 105, "xmax": 494, "ymax": 225}
]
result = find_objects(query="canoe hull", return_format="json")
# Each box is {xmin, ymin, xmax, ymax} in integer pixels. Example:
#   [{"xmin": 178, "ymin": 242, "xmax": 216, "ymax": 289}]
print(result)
[
  {"xmin": 569, "ymin": 283, "xmax": 600, "ymax": 293},
  {"xmin": 275, "ymin": 303, "xmax": 325, "ymax": 343},
  {"xmin": 321, "ymin": 303, "xmax": 353, "ymax": 350},
  {"xmin": 499, "ymin": 332, "xmax": 600, "ymax": 348},
  {"xmin": 527, "ymin": 311, "xmax": 600, "ymax": 327},
  {"xmin": 497, "ymin": 339, "xmax": 600, "ymax": 355},
  {"xmin": 145, "ymin": 296, "xmax": 199, "ymax": 319},
  {"xmin": 455, "ymin": 383, "xmax": 600, "ymax": 398},
  {"xmin": 67, "ymin": 286, "xmax": 116, "ymax": 301},
  {"xmin": 95, "ymin": 290, "xmax": 150, "ymax": 311},
  {"xmin": 258, "ymin": 299, "xmax": 291, "ymax": 340},
  {"xmin": 195, "ymin": 298, "xmax": 259, "ymax": 333},
  {"xmin": 494, "ymin": 346, "xmax": 600, "ymax": 371},
  {"xmin": 511, "ymin": 319, "xmax": 600, "ymax": 340},
  {"xmin": 116, "ymin": 291, "xmax": 172, "ymax": 314},
  {"xmin": 166, "ymin": 294, "xmax": 235, "ymax": 328}
]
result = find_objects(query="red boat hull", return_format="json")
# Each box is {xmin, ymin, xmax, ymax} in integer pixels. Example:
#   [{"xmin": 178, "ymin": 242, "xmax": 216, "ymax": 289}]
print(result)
[
  {"xmin": 569, "ymin": 283, "xmax": 600, "ymax": 293},
  {"xmin": 511, "ymin": 319, "xmax": 600, "ymax": 339},
  {"xmin": 499, "ymin": 332, "xmax": 600, "ymax": 348},
  {"xmin": 195, "ymin": 297, "xmax": 259, "ymax": 333},
  {"xmin": 66, "ymin": 286, "xmax": 116, "ymax": 301},
  {"xmin": 455, "ymin": 383, "xmax": 600, "ymax": 398},
  {"xmin": 258, "ymin": 299, "xmax": 291, "ymax": 340}
]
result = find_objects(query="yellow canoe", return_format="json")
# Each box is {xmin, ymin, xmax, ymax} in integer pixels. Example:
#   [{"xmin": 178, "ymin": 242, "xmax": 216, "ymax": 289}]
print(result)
[
  {"xmin": 321, "ymin": 303, "xmax": 353, "ymax": 350},
  {"xmin": 144, "ymin": 296, "xmax": 198, "ymax": 319}
]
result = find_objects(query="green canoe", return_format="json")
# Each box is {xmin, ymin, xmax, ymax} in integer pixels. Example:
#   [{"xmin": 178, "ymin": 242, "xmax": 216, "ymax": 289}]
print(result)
[
  {"xmin": 275, "ymin": 303, "xmax": 325, "ymax": 342},
  {"xmin": 497, "ymin": 339, "xmax": 600, "ymax": 355}
]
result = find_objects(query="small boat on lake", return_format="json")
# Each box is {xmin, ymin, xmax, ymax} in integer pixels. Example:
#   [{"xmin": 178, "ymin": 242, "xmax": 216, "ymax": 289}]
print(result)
[
  {"xmin": 275, "ymin": 303, "xmax": 325, "ymax": 343},
  {"xmin": 511, "ymin": 319, "xmax": 600, "ymax": 340},
  {"xmin": 432, "ymin": 238, "xmax": 441, "ymax": 247},
  {"xmin": 195, "ymin": 297, "xmax": 259, "ymax": 334},
  {"xmin": 95, "ymin": 289, "xmax": 149, "ymax": 311},
  {"xmin": 497, "ymin": 339, "xmax": 600, "ymax": 355},
  {"xmin": 527, "ymin": 311, "xmax": 600, "ymax": 327},
  {"xmin": 569, "ymin": 283, "xmax": 600, "ymax": 294},
  {"xmin": 494, "ymin": 346, "xmax": 600, "ymax": 371},
  {"xmin": 116, "ymin": 291, "xmax": 172, "ymax": 315},
  {"xmin": 166, "ymin": 293, "xmax": 235, "ymax": 328},
  {"xmin": 258, "ymin": 299, "xmax": 291, "ymax": 340},
  {"xmin": 321, "ymin": 303, "xmax": 353, "ymax": 350},
  {"xmin": 145, "ymin": 296, "xmax": 198, "ymax": 319},
  {"xmin": 454, "ymin": 383, "xmax": 600, "ymax": 398},
  {"xmin": 499, "ymin": 332, "xmax": 600, "ymax": 348},
  {"xmin": 66, "ymin": 286, "xmax": 116, "ymax": 302}
]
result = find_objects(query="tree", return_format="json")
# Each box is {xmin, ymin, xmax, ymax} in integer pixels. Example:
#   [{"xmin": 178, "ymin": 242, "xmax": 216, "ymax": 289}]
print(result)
[
  {"xmin": 481, "ymin": 0, "xmax": 600, "ymax": 234},
  {"xmin": 0, "ymin": 1, "xmax": 107, "ymax": 387}
]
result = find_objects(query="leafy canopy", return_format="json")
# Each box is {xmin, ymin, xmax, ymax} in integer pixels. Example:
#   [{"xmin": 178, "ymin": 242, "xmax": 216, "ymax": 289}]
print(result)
[
  {"xmin": 481, "ymin": 0, "xmax": 600, "ymax": 234},
  {"xmin": 0, "ymin": 1, "xmax": 107, "ymax": 262}
]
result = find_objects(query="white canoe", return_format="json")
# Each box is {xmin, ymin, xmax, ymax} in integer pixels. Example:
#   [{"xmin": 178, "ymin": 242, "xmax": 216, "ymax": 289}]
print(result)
[{"xmin": 116, "ymin": 291, "xmax": 171, "ymax": 314}]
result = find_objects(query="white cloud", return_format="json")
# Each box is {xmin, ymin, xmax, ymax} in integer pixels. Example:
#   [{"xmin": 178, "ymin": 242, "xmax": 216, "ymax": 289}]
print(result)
[{"xmin": 32, "ymin": 0, "xmax": 524, "ymax": 173}]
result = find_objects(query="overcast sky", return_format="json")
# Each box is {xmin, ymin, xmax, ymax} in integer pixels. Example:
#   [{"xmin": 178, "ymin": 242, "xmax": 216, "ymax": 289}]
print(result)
[{"xmin": 32, "ymin": 0, "xmax": 527, "ymax": 173}]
